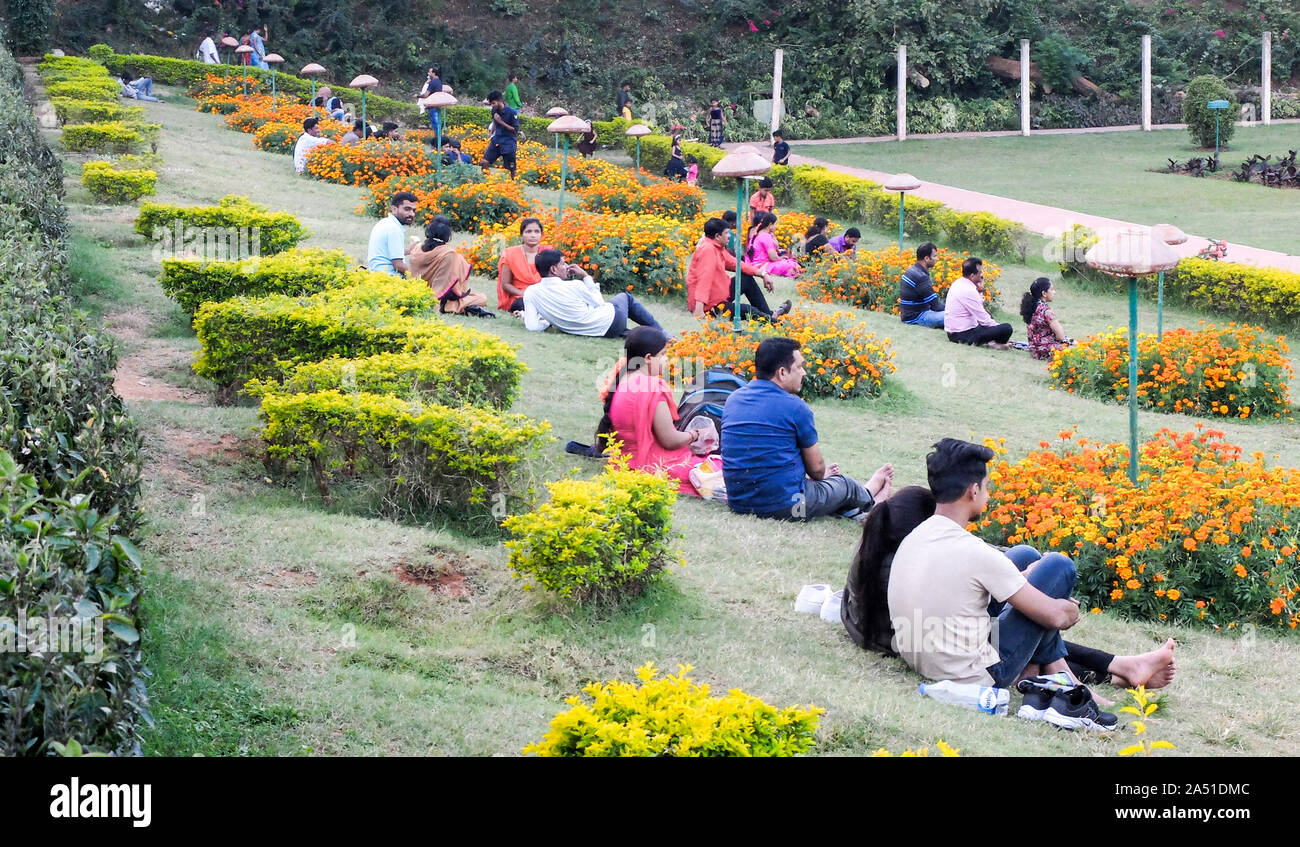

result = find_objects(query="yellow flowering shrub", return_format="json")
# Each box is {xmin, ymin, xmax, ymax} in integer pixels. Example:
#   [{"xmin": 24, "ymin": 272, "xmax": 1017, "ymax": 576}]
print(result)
[
  {"xmin": 871, "ymin": 740, "xmax": 961, "ymax": 757},
  {"xmin": 134, "ymin": 194, "xmax": 308, "ymax": 256},
  {"xmin": 158, "ymin": 247, "xmax": 353, "ymax": 316},
  {"xmin": 1049, "ymin": 323, "xmax": 1293, "ymax": 419},
  {"xmin": 977, "ymin": 427, "xmax": 1300, "ymax": 630},
  {"xmin": 667, "ymin": 310, "xmax": 896, "ymax": 400},
  {"xmin": 504, "ymin": 457, "xmax": 681, "ymax": 602},
  {"xmin": 523, "ymin": 663, "xmax": 823, "ymax": 757},
  {"xmin": 797, "ymin": 245, "xmax": 1001, "ymax": 314},
  {"xmin": 80, "ymin": 160, "xmax": 156, "ymax": 203}
]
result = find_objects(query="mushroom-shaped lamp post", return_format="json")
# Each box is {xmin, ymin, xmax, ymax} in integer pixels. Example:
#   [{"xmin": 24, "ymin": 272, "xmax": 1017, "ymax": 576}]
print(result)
[
  {"xmin": 421, "ymin": 91, "xmax": 458, "ymax": 184},
  {"xmin": 712, "ymin": 148, "xmax": 772, "ymax": 331},
  {"xmin": 626, "ymin": 123, "xmax": 651, "ymax": 185},
  {"xmin": 301, "ymin": 62, "xmax": 326, "ymax": 118},
  {"xmin": 548, "ymin": 114, "xmax": 590, "ymax": 220},
  {"xmin": 883, "ymin": 172, "xmax": 922, "ymax": 252},
  {"xmin": 221, "ymin": 36, "xmax": 238, "ymax": 65},
  {"xmin": 1149, "ymin": 223, "xmax": 1188, "ymax": 341},
  {"xmin": 1084, "ymin": 229, "xmax": 1182, "ymax": 483},
  {"xmin": 1207, "ymin": 99, "xmax": 1231, "ymax": 162},
  {"xmin": 264, "ymin": 53, "xmax": 284, "ymax": 110},
  {"xmin": 546, "ymin": 107, "xmax": 568, "ymax": 153},
  {"xmin": 349, "ymin": 74, "xmax": 379, "ymax": 135},
  {"xmin": 235, "ymin": 45, "xmax": 254, "ymax": 97}
]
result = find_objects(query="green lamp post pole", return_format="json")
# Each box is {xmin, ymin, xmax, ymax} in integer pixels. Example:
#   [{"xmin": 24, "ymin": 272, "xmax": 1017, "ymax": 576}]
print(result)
[
  {"xmin": 1207, "ymin": 99, "xmax": 1230, "ymax": 163},
  {"xmin": 897, "ymin": 192, "xmax": 906, "ymax": 251},
  {"xmin": 361, "ymin": 90, "xmax": 368, "ymax": 133},
  {"xmin": 635, "ymin": 137, "xmax": 643, "ymax": 182},
  {"xmin": 559, "ymin": 134, "xmax": 570, "ymax": 218},
  {"xmin": 1150, "ymin": 224, "xmax": 1187, "ymax": 343},
  {"xmin": 549, "ymin": 115, "xmax": 586, "ymax": 221},
  {"xmin": 733, "ymin": 177, "xmax": 745, "ymax": 332},
  {"xmin": 1156, "ymin": 272, "xmax": 1165, "ymax": 340},
  {"xmin": 1127, "ymin": 276, "xmax": 1139, "ymax": 483},
  {"xmin": 236, "ymin": 46, "xmax": 252, "ymax": 97},
  {"xmin": 310, "ymin": 79, "xmax": 317, "ymax": 116},
  {"xmin": 264, "ymin": 54, "xmax": 283, "ymax": 111},
  {"xmin": 884, "ymin": 174, "xmax": 921, "ymax": 253}
]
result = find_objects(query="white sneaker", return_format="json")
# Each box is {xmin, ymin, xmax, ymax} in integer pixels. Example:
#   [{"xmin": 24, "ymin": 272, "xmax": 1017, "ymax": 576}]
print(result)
[
  {"xmin": 820, "ymin": 589, "xmax": 843, "ymax": 623},
  {"xmin": 794, "ymin": 584, "xmax": 830, "ymax": 615}
]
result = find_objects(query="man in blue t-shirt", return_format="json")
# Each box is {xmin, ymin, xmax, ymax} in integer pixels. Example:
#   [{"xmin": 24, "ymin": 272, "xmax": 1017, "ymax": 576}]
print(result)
[
  {"xmin": 480, "ymin": 89, "xmax": 519, "ymax": 179},
  {"xmin": 721, "ymin": 338, "xmax": 893, "ymax": 520},
  {"xmin": 367, "ymin": 191, "xmax": 418, "ymax": 275}
]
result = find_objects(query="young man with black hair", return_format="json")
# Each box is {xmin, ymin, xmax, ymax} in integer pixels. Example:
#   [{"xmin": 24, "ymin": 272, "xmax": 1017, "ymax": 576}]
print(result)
[
  {"xmin": 293, "ymin": 116, "xmax": 332, "ymax": 175},
  {"xmin": 827, "ymin": 227, "xmax": 860, "ymax": 254},
  {"xmin": 686, "ymin": 218, "xmax": 791, "ymax": 322},
  {"xmin": 887, "ymin": 438, "xmax": 1175, "ymax": 726},
  {"xmin": 367, "ymin": 191, "xmax": 418, "ymax": 276},
  {"xmin": 771, "ymin": 129, "xmax": 790, "ymax": 166},
  {"xmin": 899, "ymin": 242, "xmax": 946, "ymax": 328},
  {"xmin": 480, "ymin": 90, "xmax": 519, "ymax": 179},
  {"xmin": 944, "ymin": 257, "xmax": 1013, "ymax": 348},
  {"xmin": 521, "ymin": 249, "xmax": 664, "ymax": 338},
  {"xmin": 721, "ymin": 338, "xmax": 892, "ymax": 521}
]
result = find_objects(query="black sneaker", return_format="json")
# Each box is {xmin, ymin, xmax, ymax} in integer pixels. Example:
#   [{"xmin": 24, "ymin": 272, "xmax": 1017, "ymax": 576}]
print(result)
[
  {"xmin": 1015, "ymin": 680, "xmax": 1055, "ymax": 723},
  {"xmin": 773, "ymin": 300, "xmax": 793, "ymax": 319},
  {"xmin": 1043, "ymin": 686, "xmax": 1118, "ymax": 732}
]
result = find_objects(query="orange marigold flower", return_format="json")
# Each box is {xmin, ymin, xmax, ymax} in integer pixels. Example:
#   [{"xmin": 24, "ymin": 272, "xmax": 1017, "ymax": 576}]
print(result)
[{"xmin": 1166, "ymin": 588, "xmax": 1181, "ymax": 601}]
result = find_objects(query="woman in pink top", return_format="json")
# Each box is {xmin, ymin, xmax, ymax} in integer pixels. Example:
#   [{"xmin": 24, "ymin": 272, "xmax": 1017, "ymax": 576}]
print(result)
[
  {"xmin": 603, "ymin": 327, "xmax": 704, "ymax": 496},
  {"xmin": 745, "ymin": 212, "xmax": 803, "ymax": 278}
]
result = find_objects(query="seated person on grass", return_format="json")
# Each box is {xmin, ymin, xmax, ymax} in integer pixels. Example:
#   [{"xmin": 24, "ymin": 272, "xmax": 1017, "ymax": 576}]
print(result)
[
  {"xmin": 522, "ymin": 249, "xmax": 664, "ymax": 338},
  {"xmin": 826, "ymin": 227, "xmax": 860, "ymax": 254},
  {"xmin": 294, "ymin": 117, "xmax": 334, "ymax": 175},
  {"xmin": 366, "ymin": 191, "xmax": 418, "ymax": 276},
  {"xmin": 886, "ymin": 439, "xmax": 1176, "ymax": 710},
  {"xmin": 686, "ymin": 218, "xmax": 790, "ymax": 322},
  {"xmin": 497, "ymin": 217, "xmax": 549, "ymax": 312},
  {"xmin": 899, "ymin": 242, "xmax": 945, "ymax": 329},
  {"xmin": 721, "ymin": 337, "xmax": 892, "ymax": 522},
  {"xmin": 944, "ymin": 257, "xmax": 1013, "ymax": 349},
  {"xmin": 405, "ymin": 215, "xmax": 492, "ymax": 317},
  {"xmin": 1020, "ymin": 277, "xmax": 1073, "ymax": 361},
  {"xmin": 599, "ymin": 326, "xmax": 707, "ymax": 497}
]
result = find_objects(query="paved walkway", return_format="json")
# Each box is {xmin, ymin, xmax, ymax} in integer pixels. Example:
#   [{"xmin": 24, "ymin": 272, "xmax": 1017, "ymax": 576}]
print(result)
[{"xmin": 726, "ymin": 124, "xmax": 1300, "ymax": 273}]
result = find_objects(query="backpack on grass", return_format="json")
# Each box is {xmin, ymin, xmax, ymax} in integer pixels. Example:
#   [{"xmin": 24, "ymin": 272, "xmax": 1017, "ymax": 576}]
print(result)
[{"xmin": 676, "ymin": 367, "xmax": 748, "ymax": 451}]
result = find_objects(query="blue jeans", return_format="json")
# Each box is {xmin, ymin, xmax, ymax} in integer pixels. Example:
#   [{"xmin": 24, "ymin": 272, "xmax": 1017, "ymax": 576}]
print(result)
[
  {"xmin": 428, "ymin": 108, "xmax": 440, "ymax": 135},
  {"xmin": 130, "ymin": 78, "xmax": 159, "ymax": 102},
  {"xmin": 903, "ymin": 309, "xmax": 945, "ymax": 328},
  {"xmin": 986, "ymin": 545, "xmax": 1076, "ymax": 688},
  {"xmin": 603, "ymin": 292, "xmax": 662, "ymax": 337}
]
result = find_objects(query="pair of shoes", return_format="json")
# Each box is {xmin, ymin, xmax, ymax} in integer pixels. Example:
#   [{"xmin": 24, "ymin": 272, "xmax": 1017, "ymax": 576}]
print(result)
[
  {"xmin": 794, "ymin": 584, "xmax": 829, "ymax": 615},
  {"xmin": 773, "ymin": 300, "xmax": 793, "ymax": 318},
  {"xmin": 1015, "ymin": 678, "xmax": 1117, "ymax": 731},
  {"xmin": 819, "ymin": 589, "xmax": 843, "ymax": 623},
  {"xmin": 464, "ymin": 305, "xmax": 497, "ymax": 318}
]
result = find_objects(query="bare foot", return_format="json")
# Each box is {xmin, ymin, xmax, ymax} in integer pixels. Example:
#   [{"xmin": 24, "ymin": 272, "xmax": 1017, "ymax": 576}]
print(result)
[
  {"xmin": 866, "ymin": 464, "xmax": 894, "ymax": 502},
  {"xmin": 1091, "ymin": 688, "xmax": 1116, "ymax": 709},
  {"xmin": 1110, "ymin": 638, "xmax": 1176, "ymax": 689}
]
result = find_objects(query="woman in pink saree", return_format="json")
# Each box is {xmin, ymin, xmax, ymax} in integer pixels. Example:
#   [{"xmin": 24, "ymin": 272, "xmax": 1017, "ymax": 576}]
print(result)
[{"xmin": 745, "ymin": 212, "xmax": 802, "ymax": 278}]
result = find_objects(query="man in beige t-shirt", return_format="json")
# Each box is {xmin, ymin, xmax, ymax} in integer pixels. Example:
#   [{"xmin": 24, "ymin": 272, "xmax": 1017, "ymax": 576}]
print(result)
[{"xmin": 888, "ymin": 438, "xmax": 1083, "ymax": 689}]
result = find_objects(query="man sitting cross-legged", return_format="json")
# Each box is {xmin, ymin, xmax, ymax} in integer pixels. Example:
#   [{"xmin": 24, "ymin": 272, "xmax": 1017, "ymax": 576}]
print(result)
[
  {"xmin": 721, "ymin": 337, "xmax": 892, "ymax": 521},
  {"xmin": 686, "ymin": 218, "xmax": 790, "ymax": 322},
  {"xmin": 887, "ymin": 438, "xmax": 1175, "ymax": 722}
]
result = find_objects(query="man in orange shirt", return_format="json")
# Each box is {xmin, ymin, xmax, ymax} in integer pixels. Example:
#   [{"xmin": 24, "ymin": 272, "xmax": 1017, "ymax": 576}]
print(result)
[
  {"xmin": 748, "ymin": 177, "xmax": 776, "ymax": 222},
  {"xmin": 686, "ymin": 218, "xmax": 791, "ymax": 321}
]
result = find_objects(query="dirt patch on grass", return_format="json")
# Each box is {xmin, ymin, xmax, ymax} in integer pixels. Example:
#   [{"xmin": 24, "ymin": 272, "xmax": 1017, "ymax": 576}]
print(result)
[
  {"xmin": 391, "ymin": 548, "xmax": 479, "ymax": 598},
  {"xmin": 108, "ymin": 308, "xmax": 207, "ymax": 404}
]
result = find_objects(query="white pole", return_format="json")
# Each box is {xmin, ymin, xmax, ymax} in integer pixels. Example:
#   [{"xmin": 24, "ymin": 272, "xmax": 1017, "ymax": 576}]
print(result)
[
  {"xmin": 772, "ymin": 48, "xmax": 784, "ymax": 135},
  {"xmin": 1263, "ymin": 31, "xmax": 1273, "ymax": 126},
  {"xmin": 897, "ymin": 44, "xmax": 907, "ymax": 141},
  {"xmin": 1141, "ymin": 34, "xmax": 1152, "ymax": 131},
  {"xmin": 1020, "ymin": 39, "xmax": 1031, "ymax": 137}
]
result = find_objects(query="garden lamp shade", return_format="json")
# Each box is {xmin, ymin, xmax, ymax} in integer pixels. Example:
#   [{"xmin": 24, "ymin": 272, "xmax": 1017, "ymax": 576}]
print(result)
[
  {"xmin": 235, "ymin": 45, "xmax": 254, "ymax": 56},
  {"xmin": 349, "ymin": 74, "xmax": 379, "ymax": 89},
  {"xmin": 547, "ymin": 115, "xmax": 591, "ymax": 134},
  {"xmin": 1085, "ymin": 229, "xmax": 1181, "ymax": 277},
  {"xmin": 711, "ymin": 149, "xmax": 771, "ymax": 178},
  {"xmin": 300, "ymin": 62, "xmax": 326, "ymax": 75},
  {"xmin": 264, "ymin": 53, "xmax": 284, "ymax": 64},
  {"xmin": 883, "ymin": 172, "xmax": 923, "ymax": 192},
  {"xmin": 421, "ymin": 91, "xmax": 457, "ymax": 109},
  {"xmin": 1151, "ymin": 223, "xmax": 1189, "ymax": 246},
  {"xmin": 625, "ymin": 123, "xmax": 652, "ymax": 137},
  {"xmin": 546, "ymin": 106, "xmax": 569, "ymax": 117},
  {"xmin": 221, "ymin": 36, "xmax": 239, "ymax": 48},
  {"xmin": 730, "ymin": 144, "xmax": 763, "ymax": 158},
  {"xmin": 441, "ymin": 84, "xmax": 454, "ymax": 95}
]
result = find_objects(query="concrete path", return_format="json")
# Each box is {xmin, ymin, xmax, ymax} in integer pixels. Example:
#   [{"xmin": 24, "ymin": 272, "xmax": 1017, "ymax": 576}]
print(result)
[{"xmin": 725, "ymin": 124, "xmax": 1300, "ymax": 273}]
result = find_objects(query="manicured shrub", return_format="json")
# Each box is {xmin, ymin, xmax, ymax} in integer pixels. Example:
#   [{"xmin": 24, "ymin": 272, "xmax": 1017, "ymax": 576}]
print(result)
[
  {"xmin": 260, "ymin": 389, "xmax": 549, "ymax": 523},
  {"xmin": 50, "ymin": 97, "xmax": 143, "ymax": 125},
  {"xmin": 523, "ymin": 662, "xmax": 823, "ymax": 757},
  {"xmin": 61, "ymin": 121, "xmax": 160, "ymax": 154},
  {"xmin": 158, "ymin": 247, "xmax": 353, "ymax": 316},
  {"xmin": 797, "ymin": 244, "xmax": 1001, "ymax": 315},
  {"xmin": 978, "ymin": 429, "xmax": 1300, "ymax": 631},
  {"xmin": 87, "ymin": 43, "xmax": 115, "ymax": 63},
  {"xmin": 668, "ymin": 310, "xmax": 896, "ymax": 400},
  {"xmin": 1183, "ymin": 75, "xmax": 1238, "ymax": 149},
  {"xmin": 1163, "ymin": 258, "xmax": 1300, "ymax": 328},
  {"xmin": 45, "ymin": 77, "xmax": 119, "ymax": 101},
  {"xmin": 1049, "ymin": 323, "xmax": 1293, "ymax": 420},
  {"xmin": 135, "ymin": 195, "xmax": 308, "ymax": 257},
  {"xmin": 253, "ymin": 349, "xmax": 524, "ymax": 410},
  {"xmin": 504, "ymin": 459, "xmax": 681, "ymax": 602},
  {"xmin": 80, "ymin": 160, "xmax": 157, "ymax": 203},
  {"xmin": 940, "ymin": 209, "xmax": 1030, "ymax": 261},
  {"xmin": 192, "ymin": 290, "xmax": 522, "ymax": 405}
]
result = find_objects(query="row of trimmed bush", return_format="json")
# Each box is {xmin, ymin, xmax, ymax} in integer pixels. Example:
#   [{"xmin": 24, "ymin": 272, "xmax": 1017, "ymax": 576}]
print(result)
[
  {"xmin": 37, "ymin": 55, "xmax": 160, "ymax": 155},
  {"xmin": 135, "ymin": 194, "xmax": 309, "ymax": 257},
  {"xmin": 81, "ymin": 158, "xmax": 158, "ymax": 203},
  {"xmin": 0, "ymin": 43, "xmax": 148, "ymax": 756},
  {"xmin": 625, "ymin": 134, "xmax": 1030, "ymax": 260}
]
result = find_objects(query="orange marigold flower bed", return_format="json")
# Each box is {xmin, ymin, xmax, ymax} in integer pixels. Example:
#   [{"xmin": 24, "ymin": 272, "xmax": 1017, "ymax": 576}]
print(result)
[
  {"xmin": 1048, "ymin": 322, "xmax": 1293, "ymax": 420},
  {"xmin": 304, "ymin": 138, "xmax": 441, "ymax": 186},
  {"xmin": 976, "ymin": 426, "xmax": 1300, "ymax": 631},
  {"xmin": 359, "ymin": 172, "xmax": 529, "ymax": 232},
  {"xmin": 796, "ymin": 244, "xmax": 1000, "ymax": 315},
  {"xmin": 666, "ymin": 310, "xmax": 896, "ymax": 400}
]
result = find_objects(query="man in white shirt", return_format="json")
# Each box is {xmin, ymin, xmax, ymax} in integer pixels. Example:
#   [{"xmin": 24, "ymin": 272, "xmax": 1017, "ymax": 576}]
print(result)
[
  {"xmin": 367, "ymin": 192, "xmax": 418, "ymax": 275},
  {"xmin": 293, "ymin": 117, "xmax": 333, "ymax": 176},
  {"xmin": 888, "ymin": 438, "xmax": 1083, "ymax": 688},
  {"xmin": 521, "ymin": 250, "xmax": 664, "ymax": 338},
  {"xmin": 197, "ymin": 31, "xmax": 220, "ymax": 64}
]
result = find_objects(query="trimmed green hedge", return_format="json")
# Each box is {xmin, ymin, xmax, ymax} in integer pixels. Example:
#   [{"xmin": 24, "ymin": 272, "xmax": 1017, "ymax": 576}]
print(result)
[
  {"xmin": 81, "ymin": 160, "xmax": 157, "ymax": 203},
  {"xmin": 159, "ymin": 247, "xmax": 353, "ymax": 316},
  {"xmin": 61, "ymin": 120, "xmax": 160, "ymax": 154},
  {"xmin": 51, "ymin": 97, "xmax": 144, "ymax": 124},
  {"xmin": 135, "ymin": 195, "xmax": 308, "ymax": 257}
]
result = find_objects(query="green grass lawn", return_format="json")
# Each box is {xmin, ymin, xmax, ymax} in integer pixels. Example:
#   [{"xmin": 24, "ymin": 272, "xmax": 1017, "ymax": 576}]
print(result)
[
  {"xmin": 63, "ymin": 89, "xmax": 1300, "ymax": 756},
  {"xmin": 796, "ymin": 124, "xmax": 1300, "ymax": 254}
]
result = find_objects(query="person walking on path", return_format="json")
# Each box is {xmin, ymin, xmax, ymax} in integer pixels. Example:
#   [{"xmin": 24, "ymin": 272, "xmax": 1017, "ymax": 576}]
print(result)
[
  {"xmin": 479, "ymin": 90, "xmax": 520, "ymax": 179},
  {"xmin": 772, "ymin": 129, "xmax": 790, "ymax": 165},
  {"xmin": 707, "ymin": 99, "xmax": 726, "ymax": 146},
  {"xmin": 249, "ymin": 25, "xmax": 269, "ymax": 69},
  {"xmin": 196, "ymin": 30, "xmax": 219, "ymax": 64}
]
